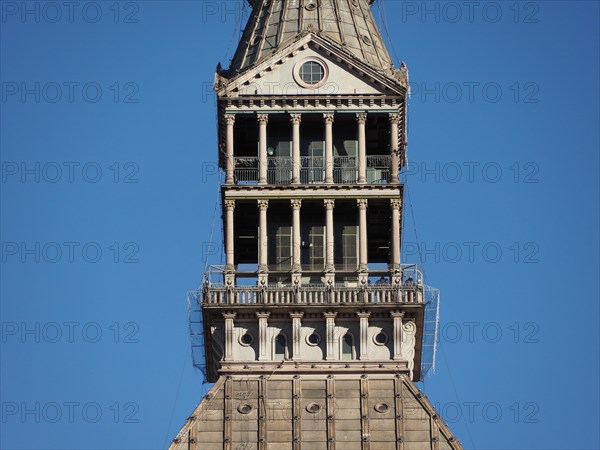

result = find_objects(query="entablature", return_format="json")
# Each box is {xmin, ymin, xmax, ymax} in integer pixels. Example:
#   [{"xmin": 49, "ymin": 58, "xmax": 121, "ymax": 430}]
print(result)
[
  {"xmin": 222, "ymin": 184, "xmax": 403, "ymax": 201},
  {"xmin": 219, "ymin": 95, "xmax": 404, "ymax": 114}
]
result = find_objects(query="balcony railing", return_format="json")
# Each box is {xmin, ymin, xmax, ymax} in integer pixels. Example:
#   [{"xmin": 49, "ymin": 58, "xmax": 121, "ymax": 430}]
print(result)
[
  {"xmin": 268, "ymin": 156, "xmax": 292, "ymax": 184},
  {"xmin": 333, "ymin": 156, "xmax": 357, "ymax": 183},
  {"xmin": 300, "ymin": 156, "xmax": 324, "ymax": 184},
  {"xmin": 233, "ymin": 157, "xmax": 259, "ymax": 184},
  {"xmin": 231, "ymin": 156, "xmax": 390, "ymax": 185},
  {"xmin": 367, "ymin": 155, "xmax": 391, "ymax": 183},
  {"xmin": 201, "ymin": 283, "xmax": 422, "ymax": 306}
]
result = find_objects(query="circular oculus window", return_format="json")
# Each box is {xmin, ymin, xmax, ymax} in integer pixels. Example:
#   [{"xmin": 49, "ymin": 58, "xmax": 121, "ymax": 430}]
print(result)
[
  {"xmin": 306, "ymin": 403, "xmax": 321, "ymax": 414},
  {"xmin": 237, "ymin": 404, "xmax": 254, "ymax": 415},
  {"xmin": 305, "ymin": 1, "xmax": 317, "ymax": 11},
  {"xmin": 294, "ymin": 59, "xmax": 329, "ymax": 89},
  {"xmin": 306, "ymin": 332, "xmax": 321, "ymax": 346},
  {"xmin": 374, "ymin": 402, "xmax": 390, "ymax": 413},
  {"xmin": 239, "ymin": 333, "xmax": 254, "ymax": 346},
  {"xmin": 373, "ymin": 332, "xmax": 388, "ymax": 346}
]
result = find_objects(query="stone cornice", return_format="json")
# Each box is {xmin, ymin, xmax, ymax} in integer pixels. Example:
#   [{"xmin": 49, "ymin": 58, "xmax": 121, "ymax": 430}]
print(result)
[{"xmin": 222, "ymin": 184, "xmax": 403, "ymax": 201}]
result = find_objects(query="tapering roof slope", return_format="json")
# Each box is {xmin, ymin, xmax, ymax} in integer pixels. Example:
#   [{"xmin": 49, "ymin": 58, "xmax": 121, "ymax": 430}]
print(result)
[
  {"xmin": 169, "ymin": 374, "xmax": 463, "ymax": 449},
  {"xmin": 230, "ymin": 0, "xmax": 395, "ymax": 75}
]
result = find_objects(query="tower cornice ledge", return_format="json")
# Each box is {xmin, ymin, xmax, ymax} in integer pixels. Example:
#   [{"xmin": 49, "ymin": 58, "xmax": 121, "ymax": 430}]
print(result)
[
  {"xmin": 218, "ymin": 360, "xmax": 410, "ymax": 376},
  {"xmin": 222, "ymin": 184, "xmax": 403, "ymax": 200}
]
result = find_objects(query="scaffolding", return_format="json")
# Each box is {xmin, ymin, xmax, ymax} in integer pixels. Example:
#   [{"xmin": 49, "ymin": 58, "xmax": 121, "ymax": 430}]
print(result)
[
  {"xmin": 187, "ymin": 290, "xmax": 207, "ymax": 379},
  {"xmin": 420, "ymin": 285, "xmax": 440, "ymax": 378}
]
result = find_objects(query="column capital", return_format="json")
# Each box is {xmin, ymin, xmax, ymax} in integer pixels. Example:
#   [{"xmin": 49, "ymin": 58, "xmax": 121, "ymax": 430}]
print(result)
[
  {"xmin": 323, "ymin": 113, "xmax": 335, "ymax": 124},
  {"xmin": 323, "ymin": 311, "xmax": 338, "ymax": 319},
  {"xmin": 257, "ymin": 113, "xmax": 269, "ymax": 125},
  {"xmin": 357, "ymin": 311, "xmax": 371, "ymax": 319},
  {"xmin": 258, "ymin": 199, "xmax": 269, "ymax": 211},
  {"xmin": 290, "ymin": 113, "xmax": 302, "ymax": 125},
  {"xmin": 222, "ymin": 311, "xmax": 237, "ymax": 320},
  {"xmin": 224, "ymin": 200, "xmax": 236, "ymax": 211},
  {"xmin": 289, "ymin": 311, "xmax": 304, "ymax": 320},
  {"xmin": 224, "ymin": 114, "xmax": 236, "ymax": 125},
  {"xmin": 390, "ymin": 198, "xmax": 402, "ymax": 210},
  {"xmin": 291, "ymin": 199, "xmax": 302, "ymax": 210},
  {"xmin": 389, "ymin": 112, "xmax": 401, "ymax": 124},
  {"xmin": 324, "ymin": 199, "xmax": 335, "ymax": 210},
  {"xmin": 356, "ymin": 112, "xmax": 368, "ymax": 124},
  {"xmin": 357, "ymin": 198, "xmax": 368, "ymax": 210},
  {"xmin": 256, "ymin": 311, "xmax": 271, "ymax": 319},
  {"xmin": 390, "ymin": 311, "xmax": 405, "ymax": 319}
]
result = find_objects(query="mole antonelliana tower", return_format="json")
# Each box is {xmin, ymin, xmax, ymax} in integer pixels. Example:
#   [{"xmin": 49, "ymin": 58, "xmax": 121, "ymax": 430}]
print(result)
[{"xmin": 171, "ymin": 1, "xmax": 461, "ymax": 448}]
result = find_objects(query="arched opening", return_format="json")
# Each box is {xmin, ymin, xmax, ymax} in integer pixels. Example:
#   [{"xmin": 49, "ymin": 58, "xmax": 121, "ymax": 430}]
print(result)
[
  {"xmin": 342, "ymin": 333, "xmax": 355, "ymax": 360},
  {"xmin": 274, "ymin": 334, "xmax": 289, "ymax": 360}
]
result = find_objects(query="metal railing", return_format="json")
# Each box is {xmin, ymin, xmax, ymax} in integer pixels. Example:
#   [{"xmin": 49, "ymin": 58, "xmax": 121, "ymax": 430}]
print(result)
[
  {"xmin": 367, "ymin": 155, "xmax": 391, "ymax": 183},
  {"xmin": 267, "ymin": 156, "xmax": 292, "ymax": 184},
  {"xmin": 333, "ymin": 156, "xmax": 357, "ymax": 183},
  {"xmin": 232, "ymin": 155, "xmax": 391, "ymax": 185},
  {"xmin": 301, "ymin": 156, "xmax": 325, "ymax": 184},
  {"xmin": 201, "ymin": 283, "xmax": 422, "ymax": 306},
  {"xmin": 233, "ymin": 157, "xmax": 259, "ymax": 184}
]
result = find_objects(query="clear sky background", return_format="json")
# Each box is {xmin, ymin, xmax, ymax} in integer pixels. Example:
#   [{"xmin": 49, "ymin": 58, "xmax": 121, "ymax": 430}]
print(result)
[{"xmin": 1, "ymin": 1, "xmax": 598, "ymax": 449}]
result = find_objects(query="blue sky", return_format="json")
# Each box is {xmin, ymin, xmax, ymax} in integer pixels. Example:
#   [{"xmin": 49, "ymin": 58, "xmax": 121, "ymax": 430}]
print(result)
[{"xmin": 1, "ymin": 1, "xmax": 598, "ymax": 449}]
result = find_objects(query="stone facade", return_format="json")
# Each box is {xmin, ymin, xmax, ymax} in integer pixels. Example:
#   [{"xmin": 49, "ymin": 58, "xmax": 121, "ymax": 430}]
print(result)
[{"xmin": 171, "ymin": 0, "xmax": 461, "ymax": 448}]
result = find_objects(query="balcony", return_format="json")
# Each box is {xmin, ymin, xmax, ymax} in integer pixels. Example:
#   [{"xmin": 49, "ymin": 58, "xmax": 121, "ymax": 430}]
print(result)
[
  {"xmin": 232, "ymin": 156, "xmax": 392, "ymax": 185},
  {"xmin": 200, "ymin": 283, "xmax": 422, "ymax": 306}
]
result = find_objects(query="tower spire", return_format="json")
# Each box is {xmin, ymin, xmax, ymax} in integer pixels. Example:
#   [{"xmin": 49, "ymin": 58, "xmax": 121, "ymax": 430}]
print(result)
[
  {"xmin": 170, "ymin": 1, "xmax": 461, "ymax": 447},
  {"xmin": 230, "ymin": 0, "xmax": 395, "ymax": 75}
]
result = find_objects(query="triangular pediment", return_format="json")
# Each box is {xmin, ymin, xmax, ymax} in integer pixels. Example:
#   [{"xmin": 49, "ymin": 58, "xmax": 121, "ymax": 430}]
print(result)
[{"xmin": 216, "ymin": 33, "xmax": 407, "ymax": 98}]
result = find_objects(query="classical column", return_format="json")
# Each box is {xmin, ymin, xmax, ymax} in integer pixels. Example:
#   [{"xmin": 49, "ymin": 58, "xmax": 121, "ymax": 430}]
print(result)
[
  {"xmin": 389, "ymin": 113, "xmax": 401, "ymax": 184},
  {"xmin": 391, "ymin": 311, "xmax": 405, "ymax": 361},
  {"xmin": 257, "ymin": 114, "xmax": 269, "ymax": 185},
  {"xmin": 323, "ymin": 113, "xmax": 334, "ymax": 184},
  {"xmin": 357, "ymin": 113, "xmax": 367, "ymax": 184},
  {"xmin": 224, "ymin": 200, "xmax": 236, "ymax": 273},
  {"xmin": 225, "ymin": 114, "xmax": 236, "ymax": 185},
  {"xmin": 324, "ymin": 199, "xmax": 335, "ymax": 282},
  {"xmin": 324, "ymin": 311, "xmax": 338, "ymax": 361},
  {"xmin": 357, "ymin": 199, "xmax": 368, "ymax": 275},
  {"xmin": 390, "ymin": 198, "xmax": 402, "ymax": 271},
  {"xmin": 258, "ymin": 200, "xmax": 269, "ymax": 284},
  {"xmin": 223, "ymin": 311, "xmax": 236, "ymax": 362},
  {"xmin": 290, "ymin": 312, "xmax": 304, "ymax": 361},
  {"xmin": 291, "ymin": 199, "xmax": 302, "ymax": 277},
  {"xmin": 357, "ymin": 311, "xmax": 371, "ymax": 360},
  {"xmin": 290, "ymin": 114, "xmax": 301, "ymax": 184},
  {"xmin": 256, "ymin": 311, "xmax": 270, "ymax": 361}
]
